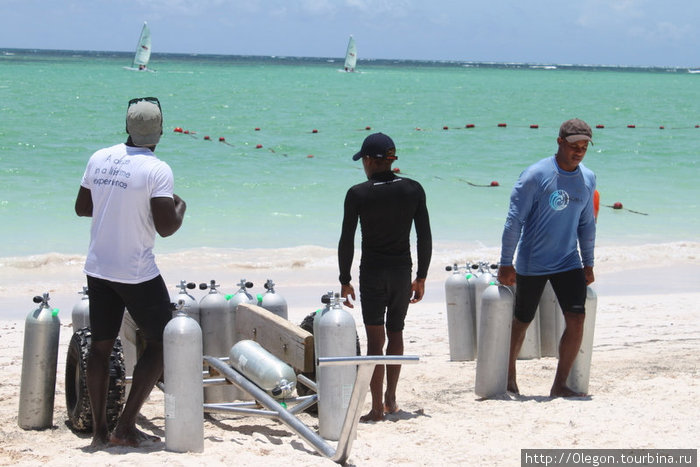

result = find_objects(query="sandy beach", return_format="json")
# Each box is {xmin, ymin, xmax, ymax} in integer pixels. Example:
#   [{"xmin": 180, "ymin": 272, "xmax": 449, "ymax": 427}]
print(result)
[{"xmin": 1, "ymin": 242, "xmax": 698, "ymax": 466}]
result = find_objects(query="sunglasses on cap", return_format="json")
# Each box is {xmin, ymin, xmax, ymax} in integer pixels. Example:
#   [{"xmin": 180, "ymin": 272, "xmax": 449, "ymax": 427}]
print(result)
[{"xmin": 128, "ymin": 96, "xmax": 161, "ymax": 110}]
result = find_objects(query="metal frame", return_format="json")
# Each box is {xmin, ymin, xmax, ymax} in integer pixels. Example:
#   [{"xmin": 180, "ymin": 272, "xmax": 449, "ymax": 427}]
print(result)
[{"xmin": 201, "ymin": 355, "xmax": 419, "ymax": 464}]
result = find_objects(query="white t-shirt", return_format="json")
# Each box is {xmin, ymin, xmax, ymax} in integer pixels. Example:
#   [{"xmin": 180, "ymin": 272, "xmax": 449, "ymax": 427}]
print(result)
[{"xmin": 81, "ymin": 143, "xmax": 174, "ymax": 283}]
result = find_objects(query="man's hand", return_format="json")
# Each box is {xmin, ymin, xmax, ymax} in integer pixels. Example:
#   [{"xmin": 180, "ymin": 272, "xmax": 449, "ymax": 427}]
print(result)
[
  {"xmin": 497, "ymin": 265, "xmax": 516, "ymax": 286},
  {"xmin": 341, "ymin": 283, "xmax": 356, "ymax": 308},
  {"xmin": 410, "ymin": 278, "xmax": 426, "ymax": 304}
]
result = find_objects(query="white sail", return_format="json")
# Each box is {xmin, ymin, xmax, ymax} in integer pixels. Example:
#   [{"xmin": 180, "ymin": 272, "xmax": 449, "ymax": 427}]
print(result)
[
  {"xmin": 131, "ymin": 22, "xmax": 151, "ymax": 70},
  {"xmin": 343, "ymin": 35, "xmax": 357, "ymax": 72}
]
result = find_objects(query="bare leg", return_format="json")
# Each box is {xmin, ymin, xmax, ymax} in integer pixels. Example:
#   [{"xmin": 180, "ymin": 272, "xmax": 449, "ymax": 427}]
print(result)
[
  {"xmin": 360, "ymin": 325, "xmax": 386, "ymax": 422},
  {"xmin": 507, "ymin": 318, "xmax": 530, "ymax": 394},
  {"xmin": 87, "ymin": 339, "xmax": 116, "ymax": 447},
  {"xmin": 109, "ymin": 339, "xmax": 164, "ymax": 446},
  {"xmin": 383, "ymin": 330, "xmax": 403, "ymax": 413},
  {"xmin": 551, "ymin": 312, "xmax": 586, "ymax": 397}
]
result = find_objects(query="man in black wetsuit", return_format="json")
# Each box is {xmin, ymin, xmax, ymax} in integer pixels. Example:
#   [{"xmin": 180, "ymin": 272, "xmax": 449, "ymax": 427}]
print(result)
[{"xmin": 338, "ymin": 132, "xmax": 432, "ymax": 422}]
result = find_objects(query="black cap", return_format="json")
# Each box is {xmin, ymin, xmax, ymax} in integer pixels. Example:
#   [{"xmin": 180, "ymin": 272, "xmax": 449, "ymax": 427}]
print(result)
[{"xmin": 352, "ymin": 132, "xmax": 397, "ymax": 161}]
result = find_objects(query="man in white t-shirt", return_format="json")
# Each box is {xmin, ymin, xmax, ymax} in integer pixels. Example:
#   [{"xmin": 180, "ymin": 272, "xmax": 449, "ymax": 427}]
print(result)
[{"xmin": 75, "ymin": 97, "xmax": 186, "ymax": 448}]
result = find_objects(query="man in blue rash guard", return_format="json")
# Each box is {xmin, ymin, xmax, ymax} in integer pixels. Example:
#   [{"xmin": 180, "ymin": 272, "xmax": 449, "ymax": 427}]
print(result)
[
  {"xmin": 338, "ymin": 132, "xmax": 432, "ymax": 422},
  {"xmin": 497, "ymin": 118, "xmax": 596, "ymax": 398}
]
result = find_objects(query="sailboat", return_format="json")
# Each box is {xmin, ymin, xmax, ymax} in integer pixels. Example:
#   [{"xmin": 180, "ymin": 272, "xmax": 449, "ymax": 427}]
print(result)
[
  {"xmin": 123, "ymin": 22, "xmax": 154, "ymax": 72},
  {"xmin": 343, "ymin": 35, "xmax": 357, "ymax": 72}
]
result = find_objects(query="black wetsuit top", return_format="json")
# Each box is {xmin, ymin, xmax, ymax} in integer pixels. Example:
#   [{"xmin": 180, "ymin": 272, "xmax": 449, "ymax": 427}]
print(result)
[{"xmin": 338, "ymin": 170, "xmax": 432, "ymax": 284}]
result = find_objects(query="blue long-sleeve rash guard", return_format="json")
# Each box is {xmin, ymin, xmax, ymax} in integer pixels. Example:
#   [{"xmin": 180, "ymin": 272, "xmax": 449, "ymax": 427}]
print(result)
[{"xmin": 499, "ymin": 155, "xmax": 596, "ymax": 275}]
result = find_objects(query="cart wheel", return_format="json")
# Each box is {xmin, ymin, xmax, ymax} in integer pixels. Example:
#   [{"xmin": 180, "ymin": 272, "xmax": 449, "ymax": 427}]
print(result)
[{"xmin": 65, "ymin": 328, "xmax": 126, "ymax": 432}]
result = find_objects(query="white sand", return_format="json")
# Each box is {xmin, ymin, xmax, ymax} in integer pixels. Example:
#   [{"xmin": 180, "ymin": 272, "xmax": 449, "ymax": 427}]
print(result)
[{"xmin": 0, "ymin": 242, "xmax": 698, "ymax": 466}]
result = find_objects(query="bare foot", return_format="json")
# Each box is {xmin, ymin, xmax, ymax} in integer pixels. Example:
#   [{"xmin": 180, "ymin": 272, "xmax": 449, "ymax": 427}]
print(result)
[
  {"xmin": 550, "ymin": 384, "xmax": 586, "ymax": 398},
  {"xmin": 384, "ymin": 402, "xmax": 400, "ymax": 414},
  {"xmin": 89, "ymin": 434, "xmax": 110, "ymax": 450},
  {"xmin": 109, "ymin": 428, "xmax": 160, "ymax": 447},
  {"xmin": 359, "ymin": 409, "xmax": 384, "ymax": 423},
  {"xmin": 507, "ymin": 378, "xmax": 519, "ymax": 394}
]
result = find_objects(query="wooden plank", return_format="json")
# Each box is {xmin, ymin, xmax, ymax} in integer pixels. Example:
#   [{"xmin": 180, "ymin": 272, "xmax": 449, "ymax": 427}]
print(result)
[{"xmin": 235, "ymin": 303, "xmax": 314, "ymax": 373}]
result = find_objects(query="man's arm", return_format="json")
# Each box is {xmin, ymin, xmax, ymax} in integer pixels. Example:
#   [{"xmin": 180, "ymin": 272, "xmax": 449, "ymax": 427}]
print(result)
[
  {"xmin": 151, "ymin": 194, "xmax": 186, "ymax": 238},
  {"xmin": 338, "ymin": 191, "xmax": 358, "ymax": 285},
  {"xmin": 75, "ymin": 186, "xmax": 93, "ymax": 217}
]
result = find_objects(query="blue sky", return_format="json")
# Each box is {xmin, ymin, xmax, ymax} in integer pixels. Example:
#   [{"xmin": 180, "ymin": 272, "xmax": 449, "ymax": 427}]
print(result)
[{"xmin": 1, "ymin": 0, "xmax": 698, "ymax": 67}]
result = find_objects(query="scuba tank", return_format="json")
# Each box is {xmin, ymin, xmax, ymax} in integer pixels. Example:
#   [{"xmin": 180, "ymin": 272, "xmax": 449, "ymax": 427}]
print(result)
[
  {"xmin": 257, "ymin": 279, "xmax": 288, "ymax": 320},
  {"xmin": 538, "ymin": 281, "xmax": 560, "ymax": 357},
  {"xmin": 173, "ymin": 280, "xmax": 199, "ymax": 324},
  {"xmin": 227, "ymin": 278, "xmax": 256, "ymax": 317},
  {"xmin": 164, "ymin": 300, "xmax": 204, "ymax": 453},
  {"xmin": 475, "ymin": 283, "xmax": 513, "ymax": 399},
  {"xmin": 229, "ymin": 339, "xmax": 297, "ymax": 399},
  {"xmin": 71, "ymin": 286, "xmax": 90, "ymax": 331},
  {"xmin": 315, "ymin": 293, "xmax": 357, "ymax": 441},
  {"xmin": 473, "ymin": 262, "xmax": 497, "ymax": 346},
  {"xmin": 18, "ymin": 293, "xmax": 61, "ymax": 430},
  {"xmin": 517, "ymin": 282, "xmax": 541, "ymax": 360},
  {"xmin": 199, "ymin": 280, "xmax": 241, "ymax": 402},
  {"xmin": 444, "ymin": 264, "xmax": 475, "ymax": 361},
  {"xmin": 566, "ymin": 286, "xmax": 598, "ymax": 395}
]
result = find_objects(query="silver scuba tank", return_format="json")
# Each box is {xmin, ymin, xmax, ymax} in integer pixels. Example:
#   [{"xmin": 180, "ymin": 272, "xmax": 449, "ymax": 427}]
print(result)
[
  {"xmin": 444, "ymin": 264, "xmax": 476, "ymax": 361},
  {"xmin": 538, "ymin": 281, "xmax": 560, "ymax": 357},
  {"xmin": 199, "ymin": 280, "xmax": 241, "ymax": 402},
  {"xmin": 312, "ymin": 291, "xmax": 335, "ymax": 357},
  {"xmin": 227, "ymin": 278, "xmax": 256, "ymax": 318},
  {"xmin": 18, "ymin": 293, "xmax": 61, "ymax": 430},
  {"xmin": 257, "ymin": 279, "xmax": 288, "ymax": 320},
  {"xmin": 517, "ymin": 282, "xmax": 542, "ymax": 360},
  {"xmin": 71, "ymin": 286, "xmax": 90, "ymax": 331},
  {"xmin": 164, "ymin": 300, "xmax": 204, "ymax": 453},
  {"xmin": 229, "ymin": 339, "xmax": 297, "ymax": 399},
  {"xmin": 475, "ymin": 283, "xmax": 513, "ymax": 399},
  {"xmin": 173, "ymin": 280, "xmax": 199, "ymax": 324},
  {"xmin": 473, "ymin": 262, "xmax": 496, "ymax": 346},
  {"xmin": 566, "ymin": 286, "xmax": 598, "ymax": 395},
  {"xmin": 315, "ymin": 293, "xmax": 357, "ymax": 441}
]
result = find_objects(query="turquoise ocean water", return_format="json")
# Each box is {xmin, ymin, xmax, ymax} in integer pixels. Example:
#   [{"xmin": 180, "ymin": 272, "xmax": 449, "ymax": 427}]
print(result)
[{"xmin": 1, "ymin": 50, "xmax": 699, "ymax": 261}]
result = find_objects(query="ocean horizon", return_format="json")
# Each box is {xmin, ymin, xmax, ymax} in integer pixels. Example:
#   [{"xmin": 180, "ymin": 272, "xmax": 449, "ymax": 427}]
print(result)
[{"xmin": 3, "ymin": 47, "xmax": 699, "ymax": 73}]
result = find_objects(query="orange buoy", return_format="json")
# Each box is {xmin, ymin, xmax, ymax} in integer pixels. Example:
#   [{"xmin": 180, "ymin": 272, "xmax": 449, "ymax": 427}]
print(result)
[
  {"xmin": 184, "ymin": 130, "xmax": 190, "ymax": 134},
  {"xmin": 596, "ymin": 124, "xmax": 605, "ymax": 129},
  {"xmin": 255, "ymin": 127, "xmax": 261, "ymax": 131},
  {"xmin": 530, "ymin": 124, "xmax": 539, "ymax": 129},
  {"xmin": 613, "ymin": 202, "xmax": 623, "ymax": 209},
  {"xmin": 365, "ymin": 126, "xmax": 371, "ymax": 130},
  {"xmin": 659, "ymin": 126, "xmax": 665, "ymax": 129},
  {"xmin": 204, "ymin": 136, "xmax": 211, "ymax": 140},
  {"xmin": 498, "ymin": 123, "xmax": 507, "ymax": 127},
  {"xmin": 466, "ymin": 124, "xmax": 475, "ymax": 128},
  {"xmin": 219, "ymin": 137, "xmax": 226, "ymax": 142},
  {"xmin": 593, "ymin": 189, "xmax": 600, "ymax": 221},
  {"xmin": 490, "ymin": 181, "xmax": 499, "ymax": 187},
  {"xmin": 627, "ymin": 124, "xmax": 636, "ymax": 128},
  {"xmin": 443, "ymin": 126, "xmax": 449, "ymax": 130},
  {"xmin": 174, "ymin": 127, "xmax": 183, "ymax": 133},
  {"xmin": 256, "ymin": 144, "xmax": 263, "ymax": 149},
  {"xmin": 392, "ymin": 167, "xmax": 401, "ymax": 173},
  {"xmin": 312, "ymin": 129, "xmax": 318, "ymax": 133},
  {"xmin": 307, "ymin": 154, "xmax": 314, "ymax": 158}
]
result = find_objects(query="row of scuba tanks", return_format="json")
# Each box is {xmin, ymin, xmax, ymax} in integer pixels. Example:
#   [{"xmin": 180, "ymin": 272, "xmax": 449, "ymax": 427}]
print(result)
[
  {"xmin": 18, "ymin": 281, "xmax": 360, "ymax": 445},
  {"xmin": 444, "ymin": 261, "xmax": 597, "ymax": 398}
]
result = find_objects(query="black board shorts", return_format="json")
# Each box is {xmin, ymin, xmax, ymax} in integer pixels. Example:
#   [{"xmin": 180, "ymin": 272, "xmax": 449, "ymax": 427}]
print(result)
[
  {"xmin": 359, "ymin": 266, "xmax": 412, "ymax": 332},
  {"xmin": 514, "ymin": 268, "xmax": 587, "ymax": 323},
  {"xmin": 87, "ymin": 274, "xmax": 172, "ymax": 342}
]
